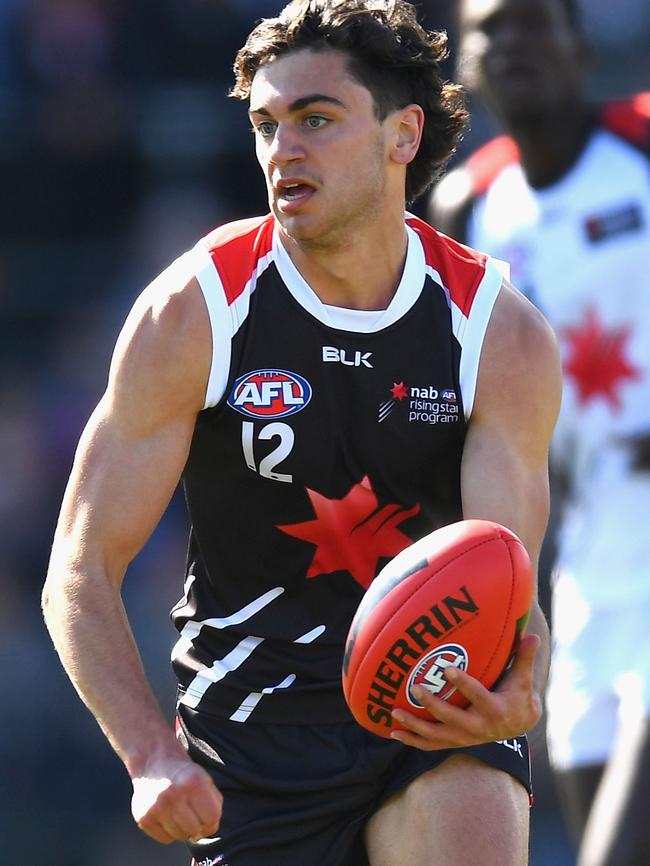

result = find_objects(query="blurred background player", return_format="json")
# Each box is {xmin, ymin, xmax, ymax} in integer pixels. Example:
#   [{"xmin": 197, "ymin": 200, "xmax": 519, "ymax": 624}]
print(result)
[{"xmin": 429, "ymin": 2, "xmax": 650, "ymax": 865}]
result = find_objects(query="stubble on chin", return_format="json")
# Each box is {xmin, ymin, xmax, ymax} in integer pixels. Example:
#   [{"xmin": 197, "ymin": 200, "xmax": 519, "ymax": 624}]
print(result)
[{"xmin": 276, "ymin": 174, "xmax": 386, "ymax": 253}]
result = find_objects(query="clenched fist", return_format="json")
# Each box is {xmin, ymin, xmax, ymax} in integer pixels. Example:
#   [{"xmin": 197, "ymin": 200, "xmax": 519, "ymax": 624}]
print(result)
[{"xmin": 131, "ymin": 754, "xmax": 223, "ymax": 844}]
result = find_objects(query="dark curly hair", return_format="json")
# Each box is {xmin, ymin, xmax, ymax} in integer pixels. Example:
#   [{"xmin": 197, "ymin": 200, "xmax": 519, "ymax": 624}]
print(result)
[{"xmin": 231, "ymin": 0, "xmax": 468, "ymax": 203}]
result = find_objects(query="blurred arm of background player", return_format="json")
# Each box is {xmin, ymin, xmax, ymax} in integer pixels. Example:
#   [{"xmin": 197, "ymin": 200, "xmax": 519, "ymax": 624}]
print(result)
[{"xmin": 41, "ymin": 256, "xmax": 223, "ymax": 845}]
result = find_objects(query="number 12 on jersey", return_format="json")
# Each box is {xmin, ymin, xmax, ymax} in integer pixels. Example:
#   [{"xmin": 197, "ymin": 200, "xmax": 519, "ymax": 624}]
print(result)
[{"xmin": 241, "ymin": 421, "xmax": 295, "ymax": 483}]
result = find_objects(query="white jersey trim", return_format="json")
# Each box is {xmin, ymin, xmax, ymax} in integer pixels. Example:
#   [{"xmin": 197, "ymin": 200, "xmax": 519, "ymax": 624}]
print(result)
[
  {"xmin": 272, "ymin": 224, "xmax": 426, "ymax": 332},
  {"xmin": 191, "ymin": 243, "xmax": 233, "ymax": 409},
  {"xmin": 452, "ymin": 257, "xmax": 504, "ymax": 419},
  {"xmin": 191, "ymin": 242, "xmax": 276, "ymax": 409}
]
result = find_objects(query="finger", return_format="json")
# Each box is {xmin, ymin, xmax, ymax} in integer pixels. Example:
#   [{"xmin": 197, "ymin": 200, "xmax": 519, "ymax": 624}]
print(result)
[
  {"xmin": 169, "ymin": 802, "xmax": 205, "ymax": 841},
  {"xmin": 150, "ymin": 827, "xmax": 176, "ymax": 844},
  {"xmin": 189, "ymin": 778, "xmax": 223, "ymax": 830},
  {"xmin": 133, "ymin": 795, "xmax": 179, "ymax": 844},
  {"xmin": 133, "ymin": 793, "xmax": 194, "ymax": 843},
  {"xmin": 136, "ymin": 815, "xmax": 178, "ymax": 845},
  {"xmin": 390, "ymin": 718, "xmax": 468, "ymax": 750},
  {"xmin": 440, "ymin": 667, "xmax": 496, "ymax": 710},
  {"xmin": 392, "ymin": 705, "xmax": 440, "ymax": 734},
  {"xmin": 512, "ymin": 633, "xmax": 541, "ymax": 669},
  {"xmin": 391, "ymin": 728, "xmax": 437, "ymax": 749},
  {"xmin": 408, "ymin": 681, "xmax": 495, "ymax": 731},
  {"xmin": 391, "ymin": 704, "xmax": 475, "ymax": 747},
  {"xmin": 161, "ymin": 816, "xmax": 192, "ymax": 842}
]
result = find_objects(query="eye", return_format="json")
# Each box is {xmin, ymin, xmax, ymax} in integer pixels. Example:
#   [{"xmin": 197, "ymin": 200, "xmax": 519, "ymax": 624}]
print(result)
[
  {"xmin": 255, "ymin": 120, "xmax": 277, "ymax": 138},
  {"xmin": 304, "ymin": 115, "xmax": 328, "ymax": 130}
]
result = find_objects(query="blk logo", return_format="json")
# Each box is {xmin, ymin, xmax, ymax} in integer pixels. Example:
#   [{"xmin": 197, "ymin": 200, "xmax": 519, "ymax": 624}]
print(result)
[{"xmin": 322, "ymin": 346, "xmax": 373, "ymax": 368}]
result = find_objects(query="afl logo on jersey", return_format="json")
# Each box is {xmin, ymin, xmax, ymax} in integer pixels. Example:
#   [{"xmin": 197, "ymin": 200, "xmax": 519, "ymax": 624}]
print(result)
[{"xmin": 228, "ymin": 369, "xmax": 312, "ymax": 419}]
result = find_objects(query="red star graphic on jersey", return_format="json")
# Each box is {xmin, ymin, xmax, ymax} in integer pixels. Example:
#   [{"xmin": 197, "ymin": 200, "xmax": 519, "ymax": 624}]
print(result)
[
  {"xmin": 278, "ymin": 476, "xmax": 420, "ymax": 588},
  {"xmin": 562, "ymin": 309, "xmax": 641, "ymax": 410},
  {"xmin": 391, "ymin": 381, "xmax": 408, "ymax": 400}
]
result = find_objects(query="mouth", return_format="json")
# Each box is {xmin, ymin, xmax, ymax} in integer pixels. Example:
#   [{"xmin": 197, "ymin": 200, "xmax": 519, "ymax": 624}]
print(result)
[
  {"xmin": 492, "ymin": 59, "xmax": 540, "ymax": 89},
  {"xmin": 274, "ymin": 179, "xmax": 318, "ymax": 213}
]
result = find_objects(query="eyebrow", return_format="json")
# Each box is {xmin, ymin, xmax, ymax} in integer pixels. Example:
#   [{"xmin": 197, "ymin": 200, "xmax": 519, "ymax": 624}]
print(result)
[{"xmin": 248, "ymin": 93, "xmax": 347, "ymax": 117}]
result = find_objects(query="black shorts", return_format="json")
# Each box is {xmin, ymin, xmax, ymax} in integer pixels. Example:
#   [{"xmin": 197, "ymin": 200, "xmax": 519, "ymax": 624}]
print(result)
[{"xmin": 177, "ymin": 705, "xmax": 531, "ymax": 866}]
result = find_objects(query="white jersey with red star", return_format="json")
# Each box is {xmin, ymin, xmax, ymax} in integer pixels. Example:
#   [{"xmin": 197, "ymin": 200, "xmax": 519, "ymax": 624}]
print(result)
[
  {"xmin": 170, "ymin": 212, "xmax": 504, "ymax": 724},
  {"xmin": 466, "ymin": 118, "xmax": 650, "ymax": 606}
]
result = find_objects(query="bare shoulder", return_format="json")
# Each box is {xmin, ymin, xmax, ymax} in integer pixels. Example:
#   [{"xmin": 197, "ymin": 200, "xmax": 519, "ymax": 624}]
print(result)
[
  {"xmin": 475, "ymin": 280, "xmax": 562, "ymax": 442},
  {"xmin": 488, "ymin": 279, "xmax": 559, "ymax": 370},
  {"xmin": 108, "ymin": 252, "xmax": 212, "ymax": 431}
]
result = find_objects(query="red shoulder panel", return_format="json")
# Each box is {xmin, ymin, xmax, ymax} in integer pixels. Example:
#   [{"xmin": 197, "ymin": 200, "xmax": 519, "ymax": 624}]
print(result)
[
  {"xmin": 202, "ymin": 214, "xmax": 275, "ymax": 305},
  {"xmin": 407, "ymin": 214, "xmax": 489, "ymax": 318},
  {"xmin": 600, "ymin": 92, "xmax": 650, "ymax": 151},
  {"xmin": 464, "ymin": 135, "xmax": 520, "ymax": 197}
]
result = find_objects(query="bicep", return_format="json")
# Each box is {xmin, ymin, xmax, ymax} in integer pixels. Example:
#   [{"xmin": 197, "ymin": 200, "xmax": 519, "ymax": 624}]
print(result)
[
  {"xmin": 50, "ymin": 275, "xmax": 211, "ymax": 587},
  {"xmin": 54, "ymin": 398, "xmax": 196, "ymax": 585}
]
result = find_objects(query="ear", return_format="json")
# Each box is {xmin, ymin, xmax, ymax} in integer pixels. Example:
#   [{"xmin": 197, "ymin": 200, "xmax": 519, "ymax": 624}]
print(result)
[{"xmin": 389, "ymin": 103, "xmax": 425, "ymax": 166}]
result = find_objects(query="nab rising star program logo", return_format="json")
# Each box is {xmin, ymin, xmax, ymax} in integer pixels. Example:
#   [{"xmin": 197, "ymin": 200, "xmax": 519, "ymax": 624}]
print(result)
[
  {"xmin": 228, "ymin": 369, "xmax": 312, "ymax": 419},
  {"xmin": 193, "ymin": 855, "xmax": 225, "ymax": 866},
  {"xmin": 379, "ymin": 381, "xmax": 459, "ymax": 425}
]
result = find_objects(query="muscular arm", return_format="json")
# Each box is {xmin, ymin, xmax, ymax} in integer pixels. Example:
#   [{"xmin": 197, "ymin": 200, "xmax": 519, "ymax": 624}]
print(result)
[
  {"xmin": 392, "ymin": 280, "xmax": 562, "ymax": 748},
  {"xmin": 460, "ymin": 280, "xmax": 561, "ymax": 697},
  {"xmin": 42, "ymin": 261, "xmax": 223, "ymax": 843}
]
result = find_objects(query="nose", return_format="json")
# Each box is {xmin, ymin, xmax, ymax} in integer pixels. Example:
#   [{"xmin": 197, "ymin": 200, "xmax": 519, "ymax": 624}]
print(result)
[{"xmin": 266, "ymin": 121, "xmax": 305, "ymax": 167}]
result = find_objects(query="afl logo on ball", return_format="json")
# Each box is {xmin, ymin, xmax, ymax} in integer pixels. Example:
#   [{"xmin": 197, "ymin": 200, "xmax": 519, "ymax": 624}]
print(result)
[
  {"xmin": 406, "ymin": 643, "xmax": 469, "ymax": 707},
  {"xmin": 228, "ymin": 369, "xmax": 312, "ymax": 419}
]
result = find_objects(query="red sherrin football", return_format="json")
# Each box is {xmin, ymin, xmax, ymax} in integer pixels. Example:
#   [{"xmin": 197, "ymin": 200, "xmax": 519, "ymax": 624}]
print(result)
[{"xmin": 341, "ymin": 519, "xmax": 533, "ymax": 738}]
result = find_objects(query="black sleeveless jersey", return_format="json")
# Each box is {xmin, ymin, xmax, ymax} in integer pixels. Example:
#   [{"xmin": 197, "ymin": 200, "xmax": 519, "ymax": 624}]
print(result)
[{"xmin": 172, "ymin": 213, "xmax": 504, "ymax": 724}]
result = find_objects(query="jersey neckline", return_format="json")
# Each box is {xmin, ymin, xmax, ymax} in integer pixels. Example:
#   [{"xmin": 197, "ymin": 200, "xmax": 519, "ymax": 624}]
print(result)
[{"xmin": 272, "ymin": 223, "xmax": 426, "ymax": 333}]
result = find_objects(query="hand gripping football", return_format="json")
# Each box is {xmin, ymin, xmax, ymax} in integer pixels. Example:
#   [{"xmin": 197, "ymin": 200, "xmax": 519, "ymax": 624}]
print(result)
[{"xmin": 342, "ymin": 519, "xmax": 533, "ymax": 738}]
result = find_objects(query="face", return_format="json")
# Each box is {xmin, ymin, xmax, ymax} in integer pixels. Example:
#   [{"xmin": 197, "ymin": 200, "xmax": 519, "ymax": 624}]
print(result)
[
  {"xmin": 249, "ymin": 49, "xmax": 396, "ymax": 248},
  {"xmin": 459, "ymin": 0, "xmax": 585, "ymax": 127}
]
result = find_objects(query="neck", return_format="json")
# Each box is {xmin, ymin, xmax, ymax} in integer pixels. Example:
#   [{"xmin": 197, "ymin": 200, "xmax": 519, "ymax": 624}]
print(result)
[
  {"xmin": 277, "ymin": 211, "xmax": 409, "ymax": 311},
  {"xmin": 507, "ymin": 103, "xmax": 594, "ymax": 188}
]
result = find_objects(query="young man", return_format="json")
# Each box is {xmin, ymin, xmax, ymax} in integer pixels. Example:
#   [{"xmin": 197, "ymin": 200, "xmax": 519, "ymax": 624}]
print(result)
[
  {"xmin": 429, "ymin": 2, "xmax": 650, "ymax": 865},
  {"xmin": 42, "ymin": 2, "xmax": 561, "ymax": 864}
]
